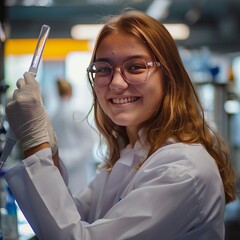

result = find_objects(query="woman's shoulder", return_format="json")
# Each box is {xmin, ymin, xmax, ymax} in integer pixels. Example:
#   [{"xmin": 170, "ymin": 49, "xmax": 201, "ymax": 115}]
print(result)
[
  {"xmin": 150, "ymin": 142, "xmax": 214, "ymax": 168},
  {"xmin": 135, "ymin": 141, "xmax": 224, "ymax": 204},
  {"xmin": 138, "ymin": 142, "xmax": 221, "ymax": 187}
]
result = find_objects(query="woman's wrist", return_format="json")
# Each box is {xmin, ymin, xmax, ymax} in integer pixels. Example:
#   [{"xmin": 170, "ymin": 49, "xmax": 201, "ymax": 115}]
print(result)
[
  {"xmin": 24, "ymin": 143, "xmax": 61, "ymax": 172},
  {"xmin": 24, "ymin": 142, "xmax": 50, "ymax": 158}
]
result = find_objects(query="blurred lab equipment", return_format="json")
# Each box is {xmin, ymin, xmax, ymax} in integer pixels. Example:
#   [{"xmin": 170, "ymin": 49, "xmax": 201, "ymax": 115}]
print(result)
[{"xmin": 0, "ymin": 169, "xmax": 18, "ymax": 240}]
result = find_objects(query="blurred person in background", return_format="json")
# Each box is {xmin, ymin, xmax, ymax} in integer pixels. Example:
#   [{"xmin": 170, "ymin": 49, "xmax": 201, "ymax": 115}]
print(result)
[{"xmin": 52, "ymin": 79, "xmax": 97, "ymax": 194}]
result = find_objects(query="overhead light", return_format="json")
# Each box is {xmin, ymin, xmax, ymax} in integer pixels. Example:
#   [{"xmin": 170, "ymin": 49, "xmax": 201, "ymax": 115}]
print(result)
[
  {"xmin": 0, "ymin": 21, "xmax": 6, "ymax": 42},
  {"xmin": 71, "ymin": 24, "xmax": 104, "ymax": 40},
  {"xmin": 164, "ymin": 23, "xmax": 190, "ymax": 40},
  {"xmin": 22, "ymin": 0, "xmax": 53, "ymax": 6},
  {"xmin": 146, "ymin": 0, "xmax": 172, "ymax": 20},
  {"xmin": 146, "ymin": 0, "xmax": 189, "ymax": 40},
  {"xmin": 224, "ymin": 99, "xmax": 240, "ymax": 114},
  {"xmin": 71, "ymin": 22, "xmax": 189, "ymax": 41}
]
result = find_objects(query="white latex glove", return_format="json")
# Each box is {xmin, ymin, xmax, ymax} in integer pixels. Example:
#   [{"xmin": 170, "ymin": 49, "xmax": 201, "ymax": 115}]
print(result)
[{"xmin": 6, "ymin": 72, "xmax": 57, "ymax": 155}]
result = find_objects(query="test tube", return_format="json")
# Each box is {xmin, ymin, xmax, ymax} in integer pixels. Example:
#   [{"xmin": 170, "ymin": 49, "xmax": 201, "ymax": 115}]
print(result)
[
  {"xmin": 0, "ymin": 25, "xmax": 50, "ymax": 170},
  {"xmin": 29, "ymin": 25, "xmax": 50, "ymax": 76}
]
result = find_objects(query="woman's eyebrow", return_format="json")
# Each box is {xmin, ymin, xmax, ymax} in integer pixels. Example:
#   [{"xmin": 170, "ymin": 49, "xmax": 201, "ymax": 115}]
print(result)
[
  {"xmin": 94, "ymin": 57, "xmax": 110, "ymax": 62},
  {"xmin": 94, "ymin": 55, "xmax": 150, "ymax": 62}
]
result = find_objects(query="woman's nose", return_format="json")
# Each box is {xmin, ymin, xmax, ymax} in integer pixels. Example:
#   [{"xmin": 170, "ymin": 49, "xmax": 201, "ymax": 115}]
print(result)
[{"xmin": 109, "ymin": 68, "xmax": 128, "ymax": 91}]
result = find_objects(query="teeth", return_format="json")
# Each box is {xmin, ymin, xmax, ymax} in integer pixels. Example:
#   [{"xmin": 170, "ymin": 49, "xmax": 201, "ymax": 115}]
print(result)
[{"xmin": 112, "ymin": 97, "xmax": 138, "ymax": 104}]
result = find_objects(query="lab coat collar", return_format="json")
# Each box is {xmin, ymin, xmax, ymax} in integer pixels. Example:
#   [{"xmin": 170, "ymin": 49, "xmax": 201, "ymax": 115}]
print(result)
[
  {"xmin": 117, "ymin": 129, "xmax": 149, "ymax": 168},
  {"xmin": 117, "ymin": 128, "xmax": 177, "ymax": 169}
]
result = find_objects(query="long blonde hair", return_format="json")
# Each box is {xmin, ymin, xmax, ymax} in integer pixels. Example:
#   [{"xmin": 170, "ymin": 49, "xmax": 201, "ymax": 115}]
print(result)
[{"xmin": 87, "ymin": 10, "xmax": 236, "ymax": 204}]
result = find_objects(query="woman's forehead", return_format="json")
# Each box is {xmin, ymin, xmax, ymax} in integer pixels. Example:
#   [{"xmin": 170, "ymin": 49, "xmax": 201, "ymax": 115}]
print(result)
[{"xmin": 95, "ymin": 31, "xmax": 152, "ymax": 61}]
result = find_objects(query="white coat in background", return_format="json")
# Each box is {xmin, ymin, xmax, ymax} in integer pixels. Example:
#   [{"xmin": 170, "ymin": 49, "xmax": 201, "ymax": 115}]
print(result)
[{"xmin": 52, "ymin": 98, "xmax": 98, "ymax": 194}]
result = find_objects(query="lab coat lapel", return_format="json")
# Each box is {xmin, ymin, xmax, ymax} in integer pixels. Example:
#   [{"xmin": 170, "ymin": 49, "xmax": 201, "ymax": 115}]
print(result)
[{"xmin": 98, "ymin": 146, "xmax": 135, "ymax": 218}]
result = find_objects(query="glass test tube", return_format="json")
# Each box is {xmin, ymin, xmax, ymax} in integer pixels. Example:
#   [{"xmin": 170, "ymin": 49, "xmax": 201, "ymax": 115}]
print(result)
[{"xmin": 28, "ymin": 24, "xmax": 50, "ymax": 76}]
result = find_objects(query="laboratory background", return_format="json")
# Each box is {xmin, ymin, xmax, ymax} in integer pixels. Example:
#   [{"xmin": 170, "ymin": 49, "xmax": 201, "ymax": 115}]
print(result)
[{"xmin": 0, "ymin": 0, "xmax": 240, "ymax": 239}]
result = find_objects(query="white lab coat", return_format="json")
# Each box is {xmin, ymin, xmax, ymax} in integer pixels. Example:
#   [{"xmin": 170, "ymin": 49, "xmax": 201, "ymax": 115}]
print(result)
[
  {"xmin": 51, "ymin": 99, "xmax": 97, "ymax": 194},
  {"xmin": 5, "ymin": 138, "xmax": 225, "ymax": 240}
]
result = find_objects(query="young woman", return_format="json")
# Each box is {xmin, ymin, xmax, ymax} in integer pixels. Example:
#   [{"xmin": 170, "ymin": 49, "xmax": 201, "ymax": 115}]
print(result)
[{"xmin": 5, "ymin": 10, "xmax": 236, "ymax": 240}]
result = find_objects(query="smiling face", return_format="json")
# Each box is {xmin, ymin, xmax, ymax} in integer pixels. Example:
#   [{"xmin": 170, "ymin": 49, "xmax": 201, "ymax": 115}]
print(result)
[{"xmin": 94, "ymin": 31, "xmax": 164, "ymax": 144}]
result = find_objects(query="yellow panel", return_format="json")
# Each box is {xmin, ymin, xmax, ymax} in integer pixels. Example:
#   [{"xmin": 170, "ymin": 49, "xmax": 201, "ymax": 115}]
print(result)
[{"xmin": 5, "ymin": 39, "xmax": 90, "ymax": 59}]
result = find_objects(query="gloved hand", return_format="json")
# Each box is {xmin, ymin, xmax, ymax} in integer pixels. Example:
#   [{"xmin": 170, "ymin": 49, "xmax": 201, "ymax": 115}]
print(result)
[{"xmin": 6, "ymin": 72, "xmax": 58, "ymax": 155}]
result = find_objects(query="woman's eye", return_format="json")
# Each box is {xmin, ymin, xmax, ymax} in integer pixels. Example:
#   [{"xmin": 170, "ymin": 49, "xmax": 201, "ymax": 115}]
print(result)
[
  {"xmin": 97, "ymin": 67, "xmax": 111, "ymax": 74},
  {"xmin": 127, "ymin": 64, "xmax": 145, "ymax": 73}
]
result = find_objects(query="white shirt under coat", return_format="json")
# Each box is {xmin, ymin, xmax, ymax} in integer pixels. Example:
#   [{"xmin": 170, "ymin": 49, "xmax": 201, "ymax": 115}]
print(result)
[{"xmin": 5, "ymin": 137, "xmax": 225, "ymax": 240}]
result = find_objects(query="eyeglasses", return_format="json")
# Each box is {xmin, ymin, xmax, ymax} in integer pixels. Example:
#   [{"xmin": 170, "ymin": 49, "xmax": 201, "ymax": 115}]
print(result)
[{"xmin": 87, "ymin": 58, "xmax": 161, "ymax": 87}]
